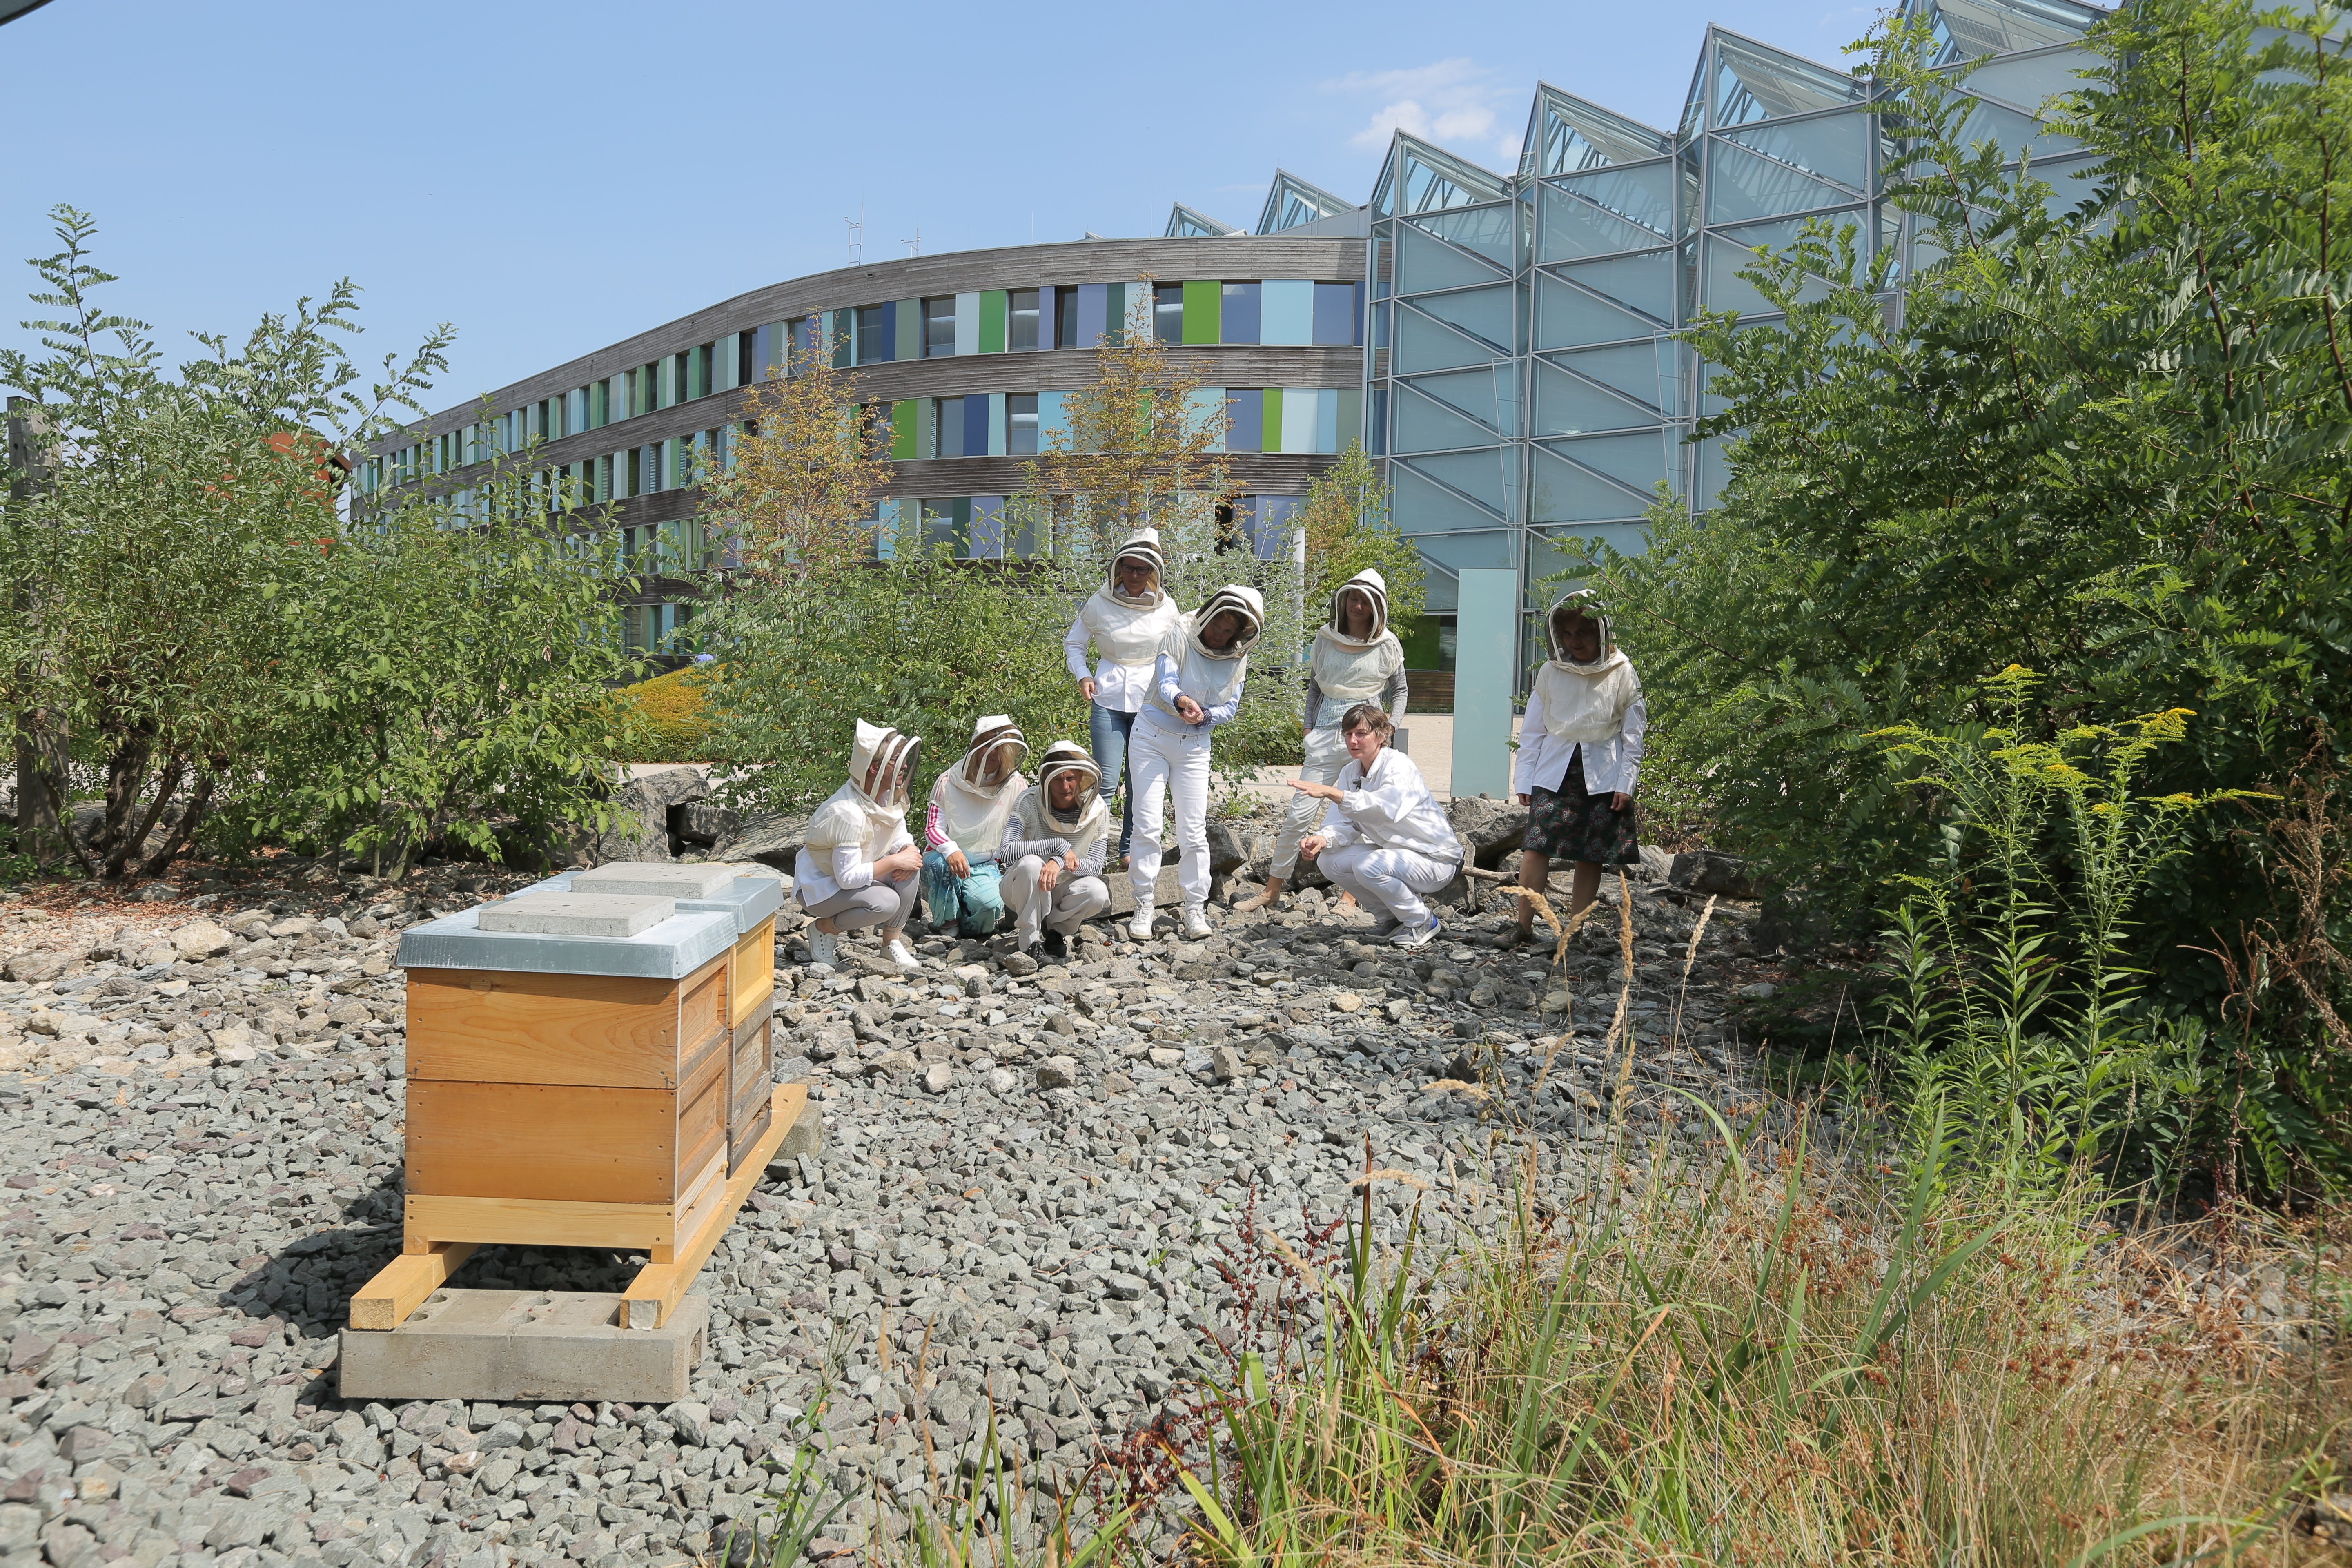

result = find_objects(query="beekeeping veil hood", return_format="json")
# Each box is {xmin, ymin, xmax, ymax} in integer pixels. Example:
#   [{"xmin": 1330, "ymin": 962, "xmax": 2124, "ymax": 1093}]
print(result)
[
  {"xmin": 1321, "ymin": 568, "xmax": 1390, "ymax": 650},
  {"xmin": 1032, "ymin": 740, "xmax": 1108, "ymax": 837},
  {"xmin": 1187, "ymin": 584, "xmax": 1265, "ymax": 661},
  {"xmin": 805, "ymin": 718, "xmax": 921, "ymax": 860},
  {"xmin": 1533, "ymin": 591, "xmax": 1638, "ymax": 744},
  {"xmin": 932, "ymin": 715, "xmax": 1027, "ymax": 858},
  {"xmin": 1105, "ymin": 529, "xmax": 1166, "ymax": 608}
]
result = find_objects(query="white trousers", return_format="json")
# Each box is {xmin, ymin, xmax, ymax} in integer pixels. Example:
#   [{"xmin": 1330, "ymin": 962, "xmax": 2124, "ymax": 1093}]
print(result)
[
  {"xmin": 1001, "ymin": 855, "xmax": 1111, "ymax": 944},
  {"xmin": 1270, "ymin": 724, "xmax": 1349, "ymax": 879},
  {"xmin": 1318, "ymin": 842, "xmax": 1457, "ymax": 928},
  {"xmin": 1127, "ymin": 717, "xmax": 1213, "ymax": 909}
]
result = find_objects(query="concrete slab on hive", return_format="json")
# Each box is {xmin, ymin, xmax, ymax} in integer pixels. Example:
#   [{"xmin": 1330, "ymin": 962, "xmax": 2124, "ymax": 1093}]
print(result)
[
  {"xmin": 574, "ymin": 862, "xmax": 742, "ymax": 900},
  {"xmin": 338, "ymin": 1290, "xmax": 708, "ymax": 1403},
  {"xmin": 476, "ymin": 892, "xmax": 675, "ymax": 938},
  {"xmin": 517, "ymin": 867, "xmax": 785, "ymax": 935},
  {"xmin": 398, "ymin": 904, "xmax": 735, "ymax": 979}
]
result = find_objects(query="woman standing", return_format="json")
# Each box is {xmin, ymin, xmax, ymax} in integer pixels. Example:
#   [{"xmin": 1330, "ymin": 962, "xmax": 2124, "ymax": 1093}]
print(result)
[
  {"xmin": 1294, "ymin": 703, "xmax": 1458, "ymax": 947},
  {"xmin": 1508, "ymin": 591, "xmax": 1646, "ymax": 942},
  {"xmin": 999, "ymin": 742, "xmax": 1113, "ymax": 960},
  {"xmin": 794, "ymin": 719, "xmax": 924, "ymax": 973},
  {"xmin": 920, "ymin": 716, "xmax": 1028, "ymax": 938},
  {"xmin": 1061, "ymin": 529, "xmax": 1184, "ymax": 867},
  {"xmin": 1126, "ymin": 584, "xmax": 1265, "ymax": 940},
  {"xmin": 1237, "ymin": 568, "xmax": 1408, "ymax": 913}
]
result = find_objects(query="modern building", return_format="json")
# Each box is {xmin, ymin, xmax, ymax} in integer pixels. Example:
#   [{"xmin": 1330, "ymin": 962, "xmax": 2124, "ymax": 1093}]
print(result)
[{"xmin": 359, "ymin": 0, "xmax": 2100, "ymax": 672}]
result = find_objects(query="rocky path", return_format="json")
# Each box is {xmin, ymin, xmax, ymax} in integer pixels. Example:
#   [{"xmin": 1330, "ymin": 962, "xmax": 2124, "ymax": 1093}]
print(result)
[{"xmin": 0, "ymin": 846, "xmax": 1768, "ymax": 1568}]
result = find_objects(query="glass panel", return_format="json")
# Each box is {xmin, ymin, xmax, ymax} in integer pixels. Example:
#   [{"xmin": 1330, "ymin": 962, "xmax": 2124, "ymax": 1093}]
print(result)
[
  {"xmin": 935, "ymin": 398, "xmax": 964, "ymax": 459},
  {"xmin": 2030, "ymin": 153, "xmax": 2102, "ymax": 214},
  {"xmin": 1523, "ymin": 85, "xmax": 1670, "ymax": 178},
  {"xmin": 1923, "ymin": 0, "xmax": 2098, "ymax": 67},
  {"xmin": 1402, "ymin": 448, "xmax": 1513, "ymax": 516},
  {"xmin": 1222, "ymin": 281, "xmax": 1261, "ymax": 344},
  {"xmin": 1531, "ymin": 523, "xmax": 1651, "ymax": 582},
  {"xmin": 1720, "ymin": 110, "xmax": 1869, "ymax": 192},
  {"xmin": 1409, "ymin": 202, "xmax": 1518, "ymax": 269},
  {"xmin": 1552, "ymin": 250, "xmax": 1675, "ymax": 323},
  {"xmin": 1392, "ymin": 385, "xmax": 1497, "ymax": 454},
  {"xmin": 1008, "ymin": 290, "xmax": 1039, "ymax": 352},
  {"xmin": 1225, "ymin": 389, "xmax": 1263, "ymax": 452},
  {"xmin": 1405, "ymin": 365, "xmax": 1514, "ymax": 436},
  {"xmin": 1392, "ymin": 466, "xmax": 1510, "ymax": 537},
  {"xmin": 1713, "ymin": 33, "xmax": 1864, "ymax": 128},
  {"xmin": 1008, "ymin": 394, "xmax": 1039, "ymax": 456},
  {"xmin": 1535, "ymin": 274, "xmax": 1655, "ymax": 351},
  {"xmin": 1551, "ymin": 159, "xmax": 1675, "ymax": 235},
  {"xmin": 1314, "ymin": 282, "xmax": 1360, "ymax": 346},
  {"xmin": 1951, "ymin": 94, "xmax": 2082, "ymax": 160},
  {"xmin": 1545, "ymin": 431, "xmax": 1669, "ymax": 491},
  {"xmin": 856, "ymin": 306, "xmax": 891, "ymax": 365},
  {"xmin": 1533, "ymin": 360, "xmax": 1658, "ymax": 436},
  {"xmin": 1528, "ymin": 443, "xmax": 1650, "ymax": 523},
  {"xmin": 1377, "ymin": 133, "xmax": 1511, "ymax": 217},
  {"xmin": 1398, "ymin": 224, "xmax": 1507, "ymax": 293},
  {"xmin": 1553, "ymin": 342, "xmax": 1668, "ymax": 410},
  {"xmin": 1537, "ymin": 192, "xmax": 1657, "ymax": 264},
  {"xmin": 1965, "ymin": 45, "xmax": 2091, "ymax": 112},
  {"xmin": 1258, "ymin": 170, "xmax": 1354, "ymax": 234},
  {"xmin": 1394, "ymin": 305, "xmax": 1497, "ymax": 373},
  {"xmin": 1702, "ymin": 215, "xmax": 1851, "ymax": 314},
  {"xmin": 1706, "ymin": 138, "xmax": 1855, "ymax": 224},
  {"xmin": 1154, "ymin": 283, "xmax": 1185, "ymax": 344},
  {"xmin": 923, "ymin": 298, "xmax": 956, "ymax": 358},
  {"xmin": 1402, "ymin": 526, "xmax": 1514, "ymax": 573},
  {"xmin": 1410, "ymin": 283, "xmax": 1516, "ymax": 354}
]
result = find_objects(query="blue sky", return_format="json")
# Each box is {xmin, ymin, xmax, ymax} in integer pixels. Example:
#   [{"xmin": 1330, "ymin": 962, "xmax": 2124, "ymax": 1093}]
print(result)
[{"xmin": 2, "ymin": 0, "xmax": 1880, "ymax": 418}]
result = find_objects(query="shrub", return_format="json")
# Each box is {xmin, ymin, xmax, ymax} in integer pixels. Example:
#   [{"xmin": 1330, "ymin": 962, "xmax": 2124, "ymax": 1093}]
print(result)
[{"xmin": 615, "ymin": 664, "xmax": 722, "ymax": 764}]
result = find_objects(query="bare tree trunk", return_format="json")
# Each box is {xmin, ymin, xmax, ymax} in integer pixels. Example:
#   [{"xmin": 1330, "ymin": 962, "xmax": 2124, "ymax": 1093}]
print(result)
[
  {"xmin": 134, "ymin": 768, "xmax": 214, "ymax": 880},
  {"xmin": 97, "ymin": 722, "xmax": 158, "ymax": 879},
  {"xmin": 12, "ymin": 712, "xmax": 70, "ymax": 870},
  {"xmin": 111, "ymin": 753, "xmax": 185, "ymax": 880}
]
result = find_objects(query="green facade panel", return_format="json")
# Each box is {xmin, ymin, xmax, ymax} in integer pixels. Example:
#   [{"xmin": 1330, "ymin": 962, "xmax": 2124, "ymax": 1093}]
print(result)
[
  {"xmin": 890, "ymin": 400, "xmax": 917, "ymax": 460},
  {"xmin": 980, "ymin": 291, "xmax": 1008, "ymax": 353},
  {"xmin": 1182, "ymin": 279, "xmax": 1221, "ymax": 344},
  {"xmin": 1261, "ymin": 387, "xmax": 1283, "ymax": 452}
]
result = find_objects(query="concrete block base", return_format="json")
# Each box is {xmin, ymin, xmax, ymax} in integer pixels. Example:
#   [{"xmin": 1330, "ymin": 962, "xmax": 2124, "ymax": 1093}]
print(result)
[
  {"xmin": 477, "ymin": 893, "xmax": 675, "ymax": 937},
  {"xmin": 338, "ymin": 1290, "xmax": 708, "ymax": 1403}
]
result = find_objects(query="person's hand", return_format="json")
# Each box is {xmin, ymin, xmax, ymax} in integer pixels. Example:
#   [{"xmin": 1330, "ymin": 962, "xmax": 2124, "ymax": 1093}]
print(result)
[
  {"xmin": 1299, "ymin": 835, "xmax": 1326, "ymax": 861},
  {"xmin": 1174, "ymin": 694, "xmax": 1206, "ymax": 724},
  {"xmin": 946, "ymin": 849, "xmax": 970, "ymax": 878},
  {"xmin": 1516, "ymin": 793, "xmax": 1530, "ymax": 806},
  {"xmin": 1610, "ymin": 792, "xmax": 1630, "ymax": 811},
  {"xmin": 1078, "ymin": 677, "xmax": 1098, "ymax": 702},
  {"xmin": 1290, "ymin": 779, "xmax": 1343, "ymax": 803},
  {"xmin": 1038, "ymin": 858, "xmax": 1060, "ymax": 892},
  {"xmin": 878, "ymin": 846, "xmax": 922, "ymax": 880}
]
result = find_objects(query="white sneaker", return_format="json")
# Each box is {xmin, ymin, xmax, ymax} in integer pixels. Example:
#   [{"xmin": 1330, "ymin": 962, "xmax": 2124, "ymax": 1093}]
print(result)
[
  {"xmin": 1182, "ymin": 904, "xmax": 1212, "ymax": 940},
  {"xmin": 884, "ymin": 938, "xmax": 921, "ymax": 973},
  {"xmin": 1390, "ymin": 917, "xmax": 1443, "ymax": 949},
  {"xmin": 808, "ymin": 929, "xmax": 839, "ymax": 969},
  {"xmin": 1128, "ymin": 903, "xmax": 1155, "ymax": 940}
]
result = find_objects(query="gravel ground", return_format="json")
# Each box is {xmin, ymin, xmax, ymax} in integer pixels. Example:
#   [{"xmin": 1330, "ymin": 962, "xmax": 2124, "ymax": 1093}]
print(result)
[{"xmin": 0, "ymin": 851, "xmax": 1772, "ymax": 1568}]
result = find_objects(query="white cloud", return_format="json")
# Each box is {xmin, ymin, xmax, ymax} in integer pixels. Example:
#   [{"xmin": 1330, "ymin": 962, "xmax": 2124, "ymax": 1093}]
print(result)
[{"xmin": 1326, "ymin": 58, "xmax": 1525, "ymax": 165}]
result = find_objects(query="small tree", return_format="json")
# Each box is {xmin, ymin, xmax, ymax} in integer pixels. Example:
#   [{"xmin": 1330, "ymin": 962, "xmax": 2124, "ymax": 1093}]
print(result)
[
  {"xmin": 697, "ymin": 339, "xmax": 892, "ymax": 579},
  {"xmin": 0, "ymin": 207, "xmax": 449, "ymax": 877},
  {"xmin": 1289, "ymin": 441, "xmax": 1425, "ymax": 630}
]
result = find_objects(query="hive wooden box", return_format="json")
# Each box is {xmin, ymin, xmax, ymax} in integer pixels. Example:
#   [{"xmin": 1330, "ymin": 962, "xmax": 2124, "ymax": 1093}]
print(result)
[{"xmin": 364, "ymin": 875, "xmax": 791, "ymax": 1331}]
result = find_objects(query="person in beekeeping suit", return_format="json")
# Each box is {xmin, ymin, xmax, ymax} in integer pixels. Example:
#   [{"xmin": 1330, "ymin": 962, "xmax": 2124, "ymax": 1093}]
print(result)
[
  {"xmin": 1507, "ymin": 590, "xmax": 1646, "ymax": 944},
  {"xmin": 920, "ymin": 715, "xmax": 1029, "ymax": 939},
  {"xmin": 998, "ymin": 741, "xmax": 1113, "ymax": 961},
  {"xmin": 1236, "ymin": 567, "xmax": 1408, "ymax": 918},
  {"xmin": 1061, "ymin": 528, "xmax": 1184, "ymax": 868},
  {"xmin": 793, "ymin": 719, "xmax": 923, "ymax": 973},
  {"xmin": 1125, "ymin": 583, "xmax": 1265, "ymax": 942}
]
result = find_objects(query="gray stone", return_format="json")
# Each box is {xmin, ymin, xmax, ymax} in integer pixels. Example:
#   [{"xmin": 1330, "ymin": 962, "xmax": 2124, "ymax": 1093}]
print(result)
[
  {"xmin": 1669, "ymin": 850, "xmax": 1753, "ymax": 899},
  {"xmin": 712, "ymin": 811, "xmax": 811, "ymax": 874},
  {"xmin": 1446, "ymin": 796, "xmax": 1528, "ymax": 869},
  {"xmin": 1, "ymin": 949, "xmax": 69, "ymax": 984},
  {"xmin": 477, "ymin": 893, "xmax": 676, "ymax": 938},
  {"xmin": 172, "ymin": 918, "xmax": 236, "ymax": 960},
  {"xmin": 922, "ymin": 1063, "xmax": 954, "ymax": 1095},
  {"xmin": 664, "ymin": 1401, "xmax": 710, "ymax": 1446},
  {"xmin": 1036, "ymin": 1056, "xmax": 1079, "ymax": 1089}
]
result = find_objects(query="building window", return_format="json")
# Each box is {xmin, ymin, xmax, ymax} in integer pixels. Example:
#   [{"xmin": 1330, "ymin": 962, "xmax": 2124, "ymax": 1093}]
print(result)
[
  {"xmin": 1008, "ymin": 393, "xmax": 1039, "ymax": 455},
  {"xmin": 1225, "ymin": 389, "xmax": 1263, "ymax": 452},
  {"xmin": 1313, "ymin": 282, "xmax": 1361, "ymax": 346},
  {"xmin": 1222, "ymin": 281, "xmax": 1261, "ymax": 344},
  {"xmin": 923, "ymin": 297, "xmax": 957, "ymax": 358},
  {"xmin": 856, "ymin": 306, "xmax": 892, "ymax": 365},
  {"xmin": 935, "ymin": 397, "xmax": 965, "ymax": 459},
  {"xmin": 1154, "ymin": 283, "xmax": 1185, "ymax": 344},
  {"xmin": 1008, "ymin": 290, "xmax": 1040, "ymax": 352},
  {"xmin": 1055, "ymin": 288, "xmax": 1078, "ymax": 350}
]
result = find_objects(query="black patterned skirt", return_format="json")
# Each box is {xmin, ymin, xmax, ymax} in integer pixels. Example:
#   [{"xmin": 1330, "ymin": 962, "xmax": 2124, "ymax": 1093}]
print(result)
[{"xmin": 1525, "ymin": 751, "xmax": 1640, "ymax": 864}]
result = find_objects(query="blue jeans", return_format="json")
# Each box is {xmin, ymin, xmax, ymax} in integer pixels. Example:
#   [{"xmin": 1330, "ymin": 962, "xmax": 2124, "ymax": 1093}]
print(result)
[
  {"xmin": 921, "ymin": 851, "xmax": 1006, "ymax": 936},
  {"xmin": 1089, "ymin": 703, "xmax": 1139, "ymax": 861}
]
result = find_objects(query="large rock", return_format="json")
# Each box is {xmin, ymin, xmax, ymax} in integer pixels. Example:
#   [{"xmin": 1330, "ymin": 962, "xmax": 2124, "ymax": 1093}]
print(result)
[
  {"xmin": 1669, "ymin": 849, "xmax": 1753, "ymax": 899},
  {"xmin": 1446, "ymin": 795, "xmax": 1528, "ymax": 870},
  {"xmin": 713, "ymin": 811, "xmax": 809, "ymax": 874},
  {"xmin": 677, "ymin": 800, "xmax": 743, "ymax": 847},
  {"xmin": 592, "ymin": 767, "xmax": 711, "ymax": 863},
  {"xmin": 1204, "ymin": 821, "xmax": 1250, "ymax": 877},
  {"xmin": 2, "ymin": 949, "xmax": 69, "ymax": 984},
  {"xmin": 171, "ymin": 920, "xmax": 234, "ymax": 961}
]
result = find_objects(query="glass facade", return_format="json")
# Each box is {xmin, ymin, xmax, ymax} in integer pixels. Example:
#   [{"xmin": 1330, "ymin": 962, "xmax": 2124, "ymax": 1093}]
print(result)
[{"xmin": 1351, "ymin": 0, "xmax": 2103, "ymax": 629}]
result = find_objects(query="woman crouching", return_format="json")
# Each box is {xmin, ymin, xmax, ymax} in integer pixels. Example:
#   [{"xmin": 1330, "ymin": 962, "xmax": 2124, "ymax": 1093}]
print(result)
[
  {"xmin": 999, "ymin": 742, "xmax": 1112, "ymax": 960},
  {"xmin": 794, "ymin": 719, "xmax": 924, "ymax": 973},
  {"xmin": 1294, "ymin": 703, "xmax": 1461, "ymax": 948}
]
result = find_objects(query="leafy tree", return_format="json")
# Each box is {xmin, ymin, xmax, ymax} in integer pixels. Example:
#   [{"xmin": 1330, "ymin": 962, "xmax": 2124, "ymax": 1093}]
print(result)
[
  {"xmin": 0, "ymin": 207, "xmax": 449, "ymax": 876},
  {"xmin": 1568, "ymin": 0, "xmax": 2352, "ymax": 1187},
  {"xmin": 1290, "ymin": 441, "xmax": 1425, "ymax": 631}
]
